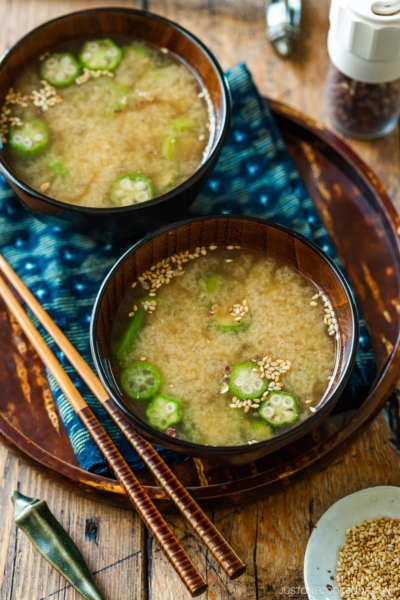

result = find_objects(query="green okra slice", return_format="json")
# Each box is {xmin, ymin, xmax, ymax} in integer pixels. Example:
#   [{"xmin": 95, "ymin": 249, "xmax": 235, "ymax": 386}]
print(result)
[
  {"xmin": 115, "ymin": 306, "xmax": 146, "ymax": 364},
  {"xmin": 79, "ymin": 39, "xmax": 122, "ymax": 71},
  {"xmin": 248, "ymin": 420, "xmax": 273, "ymax": 441},
  {"xmin": 146, "ymin": 395, "xmax": 182, "ymax": 431},
  {"xmin": 110, "ymin": 174, "xmax": 153, "ymax": 206},
  {"xmin": 171, "ymin": 117, "xmax": 195, "ymax": 132},
  {"xmin": 49, "ymin": 159, "xmax": 69, "ymax": 177},
  {"xmin": 125, "ymin": 43, "xmax": 153, "ymax": 58},
  {"xmin": 228, "ymin": 361, "xmax": 269, "ymax": 400},
  {"xmin": 115, "ymin": 296, "xmax": 166, "ymax": 364},
  {"xmin": 12, "ymin": 491, "xmax": 105, "ymax": 600},
  {"xmin": 214, "ymin": 311, "xmax": 251, "ymax": 333},
  {"xmin": 204, "ymin": 273, "xmax": 221, "ymax": 293},
  {"xmin": 162, "ymin": 135, "xmax": 176, "ymax": 160},
  {"xmin": 40, "ymin": 53, "xmax": 81, "ymax": 86},
  {"xmin": 120, "ymin": 361, "xmax": 162, "ymax": 400},
  {"xmin": 258, "ymin": 391, "xmax": 299, "ymax": 426},
  {"xmin": 9, "ymin": 119, "xmax": 49, "ymax": 156}
]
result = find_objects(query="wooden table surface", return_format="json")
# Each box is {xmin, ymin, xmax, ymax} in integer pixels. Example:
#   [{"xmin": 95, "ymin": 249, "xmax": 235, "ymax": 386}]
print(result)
[{"xmin": 1, "ymin": 1, "xmax": 400, "ymax": 599}]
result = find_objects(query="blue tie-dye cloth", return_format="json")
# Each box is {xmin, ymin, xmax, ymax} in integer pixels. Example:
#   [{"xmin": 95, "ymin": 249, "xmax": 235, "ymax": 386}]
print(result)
[{"xmin": 0, "ymin": 64, "xmax": 376, "ymax": 475}]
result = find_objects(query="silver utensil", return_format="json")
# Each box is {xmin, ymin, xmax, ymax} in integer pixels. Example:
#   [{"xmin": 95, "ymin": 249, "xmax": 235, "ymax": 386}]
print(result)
[{"xmin": 265, "ymin": 0, "xmax": 301, "ymax": 57}]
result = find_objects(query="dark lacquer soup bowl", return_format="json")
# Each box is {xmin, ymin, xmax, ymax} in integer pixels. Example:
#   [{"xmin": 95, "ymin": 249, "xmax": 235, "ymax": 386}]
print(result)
[
  {"xmin": 90, "ymin": 216, "xmax": 358, "ymax": 466},
  {"xmin": 0, "ymin": 8, "xmax": 230, "ymax": 242}
]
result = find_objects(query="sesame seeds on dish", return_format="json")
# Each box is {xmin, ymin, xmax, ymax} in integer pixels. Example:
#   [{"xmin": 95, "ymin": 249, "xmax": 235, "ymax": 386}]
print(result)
[{"xmin": 336, "ymin": 517, "xmax": 400, "ymax": 599}]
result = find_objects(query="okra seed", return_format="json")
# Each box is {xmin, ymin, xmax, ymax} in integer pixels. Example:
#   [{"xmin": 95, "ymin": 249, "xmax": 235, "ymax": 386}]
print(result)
[
  {"xmin": 120, "ymin": 178, "xmax": 132, "ymax": 190},
  {"xmin": 136, "ymin": 191, "xmax": 149, "ymax": 202}
]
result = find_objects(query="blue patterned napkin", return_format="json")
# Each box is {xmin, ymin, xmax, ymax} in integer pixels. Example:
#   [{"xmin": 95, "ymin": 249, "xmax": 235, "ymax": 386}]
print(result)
[{"xmin": 0, "ymin": 64, "xmax": 376, "ymax": 475}]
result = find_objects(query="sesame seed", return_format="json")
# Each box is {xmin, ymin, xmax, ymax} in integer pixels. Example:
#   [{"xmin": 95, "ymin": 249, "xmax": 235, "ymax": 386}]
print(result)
[
  {"xmin": 209, "ymin": 245, "xmax": 217, "ymax": 250},
  {"xmin": 310, "ymin": 301, "xmax": 318, "ymax": 307},
  {"xmin": 140, "ymin": 356, "xmax": 147, "ymax": 361},
  {"xmin": 225, "ymin": 259, "xmax": 234, "ymax": 263}
]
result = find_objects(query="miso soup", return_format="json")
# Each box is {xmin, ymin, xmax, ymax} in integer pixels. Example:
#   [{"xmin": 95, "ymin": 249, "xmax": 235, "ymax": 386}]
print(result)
[
  {"xmin": 110, "ymin": 246, "xmax": 338, "ymax": 447},
  {"xmin": 1, "ymin": 39, "xmax": 212, "ymax": 208}
]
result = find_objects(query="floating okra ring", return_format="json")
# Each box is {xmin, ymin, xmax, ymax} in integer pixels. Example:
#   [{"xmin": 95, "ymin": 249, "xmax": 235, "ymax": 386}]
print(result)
[
  {"xmin": 79, "ymin": 39, "xmax": 122, "ymax": 71},
  {"xmin": 228, "ymin": 361, "xmax": 269, "ymax": 400},
  {"xmin": 258, "ymin": 391, "xmax": 299, "ymax": 426},
  {"xmin": 40, "ymin": 53, "xmax": 82, "ymax": 87},
  {"xmin": 146, "ymin": 395, "xmax": 182, "ymax": 431},
  {"xmin": 120, "ymin": 361, "xmax": 162, "ymax": 400},
  {"xmin": 9, "ymin": 118, "xmax": 49, "ymax": 156},
  {"xmin": 110, "ymin": 174, "xmax": 154, "ymax": 206}
]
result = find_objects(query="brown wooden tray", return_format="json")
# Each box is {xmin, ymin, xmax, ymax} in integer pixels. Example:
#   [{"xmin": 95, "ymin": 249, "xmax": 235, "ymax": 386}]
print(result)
[{"xmin": 1, "ymin": 99, "xmax": 400, "ymax": 508}]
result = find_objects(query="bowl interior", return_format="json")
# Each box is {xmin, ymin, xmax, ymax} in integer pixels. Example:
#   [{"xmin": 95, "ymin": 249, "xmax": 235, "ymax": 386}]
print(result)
[
  {"xmin": 92, "ymin": 216, "xmax": 358, "ymax": 453},
  {"xmin": 0, "ymin": 8, "xmax": 227, "ymax": 192}
]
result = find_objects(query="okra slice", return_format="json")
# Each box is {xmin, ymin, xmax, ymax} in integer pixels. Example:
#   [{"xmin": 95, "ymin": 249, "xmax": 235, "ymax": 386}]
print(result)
[
  {"xmin": 162, "ymin": 135, "xmax": 176, "ymax": 160},
  {"xmin": 79, "ymin": 39, "xmax": 122, "ymax": 71},
  {"xmin": 171, "ymin": 117, "xmax": 195, "ymax": 132},
  {"xmin": 9, "ymin": 119, "xmax": 49, "ymax": 156},
  {"xmin": 125, "ymin": 43, "xmax": 153, "ymax": 58},
  {"xmin": 40, "ymin": 53, "xmax": 81, "ymax": 87},
  {"xmin": 205, "ymin": 273, "xmax": 221, "ymax": 293},
  {"xmin": 228, "ymin": 361, "xmax": 269, "ymax": 400},
  {"xmin": 245, "ymin": 420, "xmax": 272, "ymax": 442},
  {"xmin": 258, "ymin": 392, "xmax": 299, "ymax": 426},
  {"xmin": 214, "ymin": 310, "xmax": 251, "ymax": 333},
  {"xmin": 146, "ymin": 395, "xmax": 182, "ymax": 431},
  {"xmin": 120, "ymin": 361, "xmax": 162, "ymax": 400},
  {"xmin": 110, "ymin": 174, "xmax": 153, "ymax": 207},
  {"xmin": 49, "ymin": 159, "xmax": 69, "ymax": 178},
  {"xmin": 115, "ymin": 307, "xmax": 146, "ymax": 364},
  {"xmin": 115, "ymin": 296, "xmax": 166, "ymax": 363}
]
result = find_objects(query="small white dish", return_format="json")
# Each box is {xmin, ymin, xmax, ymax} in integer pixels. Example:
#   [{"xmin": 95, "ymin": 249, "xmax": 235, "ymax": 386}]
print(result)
[{"xmin": 303, "ymin": 486, "xmax": 400, "ymax": 600}]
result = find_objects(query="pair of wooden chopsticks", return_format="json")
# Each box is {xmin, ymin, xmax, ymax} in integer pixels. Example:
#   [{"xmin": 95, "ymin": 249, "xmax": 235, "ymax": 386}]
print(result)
[{"xmin": 0, "ymin": 254, "xmax": 245, "ymax": 597}]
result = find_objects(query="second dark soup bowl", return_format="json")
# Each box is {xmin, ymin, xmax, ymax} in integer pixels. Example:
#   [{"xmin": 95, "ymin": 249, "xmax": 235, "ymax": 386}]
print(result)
[
  {"xmin": 0, "ymin": 8, "xmax": 230, "ymax": 242},
  {"xmin": 90, "ymin": 216, "xmax": 359, "ymax": 466}
]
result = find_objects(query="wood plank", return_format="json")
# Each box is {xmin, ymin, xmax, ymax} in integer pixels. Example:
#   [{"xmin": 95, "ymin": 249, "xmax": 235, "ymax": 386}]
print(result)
[{"xmin": 0, "ymin": 443, "xmax": 147, "ymax": 600}]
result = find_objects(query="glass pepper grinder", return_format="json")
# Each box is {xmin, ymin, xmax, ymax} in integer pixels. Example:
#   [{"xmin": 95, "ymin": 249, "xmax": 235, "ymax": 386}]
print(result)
[{"xmin": 325, "ymin": 0, "xmax": 400, "ymax": 139}]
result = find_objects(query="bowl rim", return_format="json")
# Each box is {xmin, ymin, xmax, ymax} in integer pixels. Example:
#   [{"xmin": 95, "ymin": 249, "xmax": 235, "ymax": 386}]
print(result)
[
  {"xmin": 0, "ymin": 6, "xmax": 231, "ymax": 214},
  {"xmin": 90, "ymin": 215, "xmax": 360, "ymax": 454}
]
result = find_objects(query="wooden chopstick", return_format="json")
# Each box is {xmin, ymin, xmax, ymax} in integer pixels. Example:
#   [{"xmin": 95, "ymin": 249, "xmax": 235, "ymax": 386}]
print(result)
[
  {"xmin": 0, "ymin": 254, "xmax": 246, "ymax": 580},
  {"xmin": 0, "ymin": 275, "xmax": 207, "ymax": 597}
]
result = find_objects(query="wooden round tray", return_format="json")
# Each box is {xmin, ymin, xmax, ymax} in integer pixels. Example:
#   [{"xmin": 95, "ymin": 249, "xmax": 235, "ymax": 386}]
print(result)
[{"xmin": 1, "ymin": 99, "xmax": 400, "ymax": 508}]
